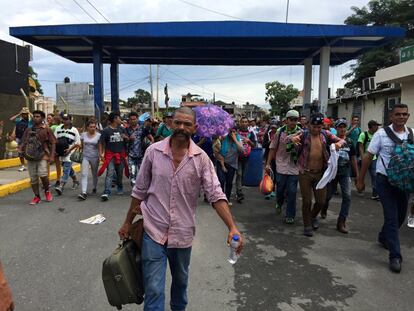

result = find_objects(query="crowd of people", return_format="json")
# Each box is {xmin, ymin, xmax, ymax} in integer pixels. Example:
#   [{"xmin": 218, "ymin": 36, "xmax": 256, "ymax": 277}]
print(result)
[{"xmin": 2, "ymin": 102, "xmax": 414, "ymax": 311}]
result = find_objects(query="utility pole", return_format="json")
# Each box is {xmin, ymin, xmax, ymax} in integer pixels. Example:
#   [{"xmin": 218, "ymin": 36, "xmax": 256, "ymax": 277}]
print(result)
[
  {"xmin": 156, "ymin": 64, "xmax": 159, "ymax": 114},
  {"xmin": 149, "ymin": 65, "xmax": 154, "ymax": 116},
  {"xmin": 285, "ymin": 0, "xmax": 290, "ymax": 23}
]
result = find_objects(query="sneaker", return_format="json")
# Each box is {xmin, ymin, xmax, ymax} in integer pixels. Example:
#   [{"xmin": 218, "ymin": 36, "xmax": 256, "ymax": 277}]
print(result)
[
  {"xmin": 285, "ymin": 217, "xmax": 295, "ymax": 225},
  {"xmin": 78, "ymin": 193, "xmax": 87, "ymax": 200},
  {"xmin": 389, "ymin": 258, "xmax": 402, "ymax": 273},
  {"xmin": 275, "ymin": 203, "xmax": 282, "ymax": 215},
  {"xmin": 29, "ymin": 196, "xmax": 41, "ymax": 205},
  {"xmin": 44, "ymin": 190, "xmax": 53, "ymax": 202},
  {"xmin": 72, "ymin": 181, "xmax": 80, "ymax": 190},
  {"xmin": 18, "ymin": 165, "xmax": 26, "ymax": 172},
  {"xmin": 54, "ymin": 180, "xmax": 60, "ymax": 187},
  {"xmin": 407, "ymin": 215, "xmax": 414, "ymax": 228},
  {"xmin": 270, "ymin": 191, "xmax": 276, "ymax": 198},
  {"xmin": 116, "ymin": 187, "xmax": 124, "ymax": 195},
  {"xmin": 101, "ymin": 194, "xmax": 109, "ymax": 201},
  {"xmin": 55, "ymin": 185, "xmax": 63, "ymax": 196},
  {"xmin": 312, "ymin": 218, "xmax": 320, "ymax": 230},
  {"xmin": 264, "ymin": 194, "xmax": 272, "ymax": 200},
  {"xmin": 304, "ymin": 227, "xmax": 313, "ymax": 237},
  {"xmin": 371, "ymin": 195, "xmax": 380, "ymax": 200}
]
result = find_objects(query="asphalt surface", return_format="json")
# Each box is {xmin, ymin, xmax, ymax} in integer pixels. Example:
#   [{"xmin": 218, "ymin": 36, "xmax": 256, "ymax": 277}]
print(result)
[{"xmin": 0, "ymin": 177, "xmax": 414, "ymax": 311}]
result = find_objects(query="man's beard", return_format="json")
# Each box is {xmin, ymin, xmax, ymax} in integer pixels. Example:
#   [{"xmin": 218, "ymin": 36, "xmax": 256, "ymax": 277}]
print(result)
[{"xmin": 171, "ymin": 129, "xmax": 191, "ymax": 141}]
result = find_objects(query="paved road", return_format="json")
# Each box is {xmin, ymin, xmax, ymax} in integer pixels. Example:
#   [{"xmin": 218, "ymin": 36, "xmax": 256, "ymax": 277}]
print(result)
[{"xmin": 0, "ymin": 178, "xmax": 413, "ymax": 311}]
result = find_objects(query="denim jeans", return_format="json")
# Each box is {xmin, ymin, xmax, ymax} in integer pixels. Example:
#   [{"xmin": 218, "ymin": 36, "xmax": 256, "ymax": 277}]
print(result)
[
  {"xmin": 103, "ymin": 159, "xmax": 123, "ymax": 195},
  {"xmin": 142, "ymin": 232, "xmax": 191, "ymax": 311},
  {"xmin": 128, "ymin": 156, "xmax": 142, "ymax": 186},
  {"xmin": 80, "ymin": 157, "xmax": 99, "ymax": 193},
  {"xmin": 275, "ymin": 173, "xmax": 298, "ymax": 218},
  {"xmin": 325, "ymin": 175, "xmax": 351, "ymax": 220},
  {"xmin": 217, "ymin": 163, "xmax": 236, "ymax": 201},
  {"xmin": 368, "ymin": 159, "xmax": 377, "ymax": 196},
  {"xmin": 61, "ymin": 161, "xmax": 75, "ymax": 183},
  {"xmin": 236, "ymin": 157, "xmax": 248, "ymax": 196},
  {"xmin": 376, "ymin": 173, "xmax": 409, "ymax": 260}
]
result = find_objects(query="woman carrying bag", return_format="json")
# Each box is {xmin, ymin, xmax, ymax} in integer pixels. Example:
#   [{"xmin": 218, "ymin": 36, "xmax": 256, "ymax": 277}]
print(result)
[
  {"xmin": 216, "ymin": 127, "xmax": 243, "ymax": 206},
  {"xmin": 78, "ymin": 120, "xmax": 101, "ymax": 200}
]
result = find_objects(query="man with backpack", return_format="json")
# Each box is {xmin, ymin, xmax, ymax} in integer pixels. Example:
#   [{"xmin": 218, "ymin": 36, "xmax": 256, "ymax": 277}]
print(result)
[
  {"xmin": 10, "ymin": 107, "xmax": 33, "ymax": 172},
  {"xmin": 358, "ymin": 120, "xmax": 381, "ymax": 200},
  {"xmin": 356, "ymin": 103, "xmax": 413, "ymax": 273},
  {"xmin": 236, "ymin": 116, "xmax": 257, "ymax": 203},
  {"xmin": 20, "ymin": 110, "xmax": 56, "ymax": 205},
  {"xmin": 54, "ymin": 114, "xmax": 81, "ymax": 195},
  {"xmin": 290, "ymin": 113, "xmax": 344, "ymax": 237},
  {"xmin": 265, "ymin": 110, "xmax": 301, "ymax": 224}
]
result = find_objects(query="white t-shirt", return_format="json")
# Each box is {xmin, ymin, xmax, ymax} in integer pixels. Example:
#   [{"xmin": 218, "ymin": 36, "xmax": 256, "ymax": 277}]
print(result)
[
  {"xmin": 55, "ymin": 125, "xmax": 81, "ymax": 162},
  {"xmin": 367, "ymin": 125, "xmax": 411, "ymax": 176}
]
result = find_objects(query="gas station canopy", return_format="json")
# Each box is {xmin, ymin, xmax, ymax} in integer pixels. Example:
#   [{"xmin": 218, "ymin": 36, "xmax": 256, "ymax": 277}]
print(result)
[{"xmin": 9, "ymin": 21, "xmax": 405, "ymax": 66}]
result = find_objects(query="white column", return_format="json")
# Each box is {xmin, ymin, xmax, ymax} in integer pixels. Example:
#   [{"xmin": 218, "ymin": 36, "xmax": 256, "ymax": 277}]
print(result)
[
  {"xmin": 303, "ymin": 58, "xmax": 312, "ymax": 104},
  {"xmin": 318, "ymin": 46, "xmax": 330, "ymax": 115}
]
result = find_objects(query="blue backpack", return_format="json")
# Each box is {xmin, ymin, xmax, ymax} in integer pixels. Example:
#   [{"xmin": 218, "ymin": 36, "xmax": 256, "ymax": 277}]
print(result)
[{"xmin": 381, "ymin": 126, "xmax": 414, "ymax": 192}]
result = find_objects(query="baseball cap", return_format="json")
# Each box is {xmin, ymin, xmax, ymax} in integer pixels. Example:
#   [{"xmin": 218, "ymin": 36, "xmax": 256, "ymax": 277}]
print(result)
[
  {"xmin": 334, "ymin": 118, "xmax": 347, "ymax": 128},
  {"xmin": 368, "ymin": 120, "xmax": 381, "ymax": 127},
  {"xmin": 310, "ymin": 113, "xmax": 324, "ymax": 125},
  {"xmin": 20, "ymin": 107, "xmax": 30, "ymax": 114},
  {"xmin": 286, "ymin": 110, "xmax": 299, "ymax": 119},
  {"xmin": 61, "ymin": 113, "xmax": 72, "ymax": 120}
]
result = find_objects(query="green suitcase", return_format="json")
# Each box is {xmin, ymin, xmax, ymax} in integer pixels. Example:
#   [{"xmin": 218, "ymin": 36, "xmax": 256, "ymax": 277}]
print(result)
[{"xmin": 102, "ymin": 239, "xmax": 144, "ymax": 310}]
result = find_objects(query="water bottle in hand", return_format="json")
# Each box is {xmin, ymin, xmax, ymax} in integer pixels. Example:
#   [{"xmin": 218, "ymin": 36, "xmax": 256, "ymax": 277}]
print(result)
[{"xmin": 228, "ymin": 234, "xmax": 240, "ymax": 264}]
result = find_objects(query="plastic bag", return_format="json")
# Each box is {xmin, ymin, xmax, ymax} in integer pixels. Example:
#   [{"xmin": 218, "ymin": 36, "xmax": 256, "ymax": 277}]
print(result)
[{"xmin": 260, "ymin": 170, "xmax": 274, "ymax": 195}]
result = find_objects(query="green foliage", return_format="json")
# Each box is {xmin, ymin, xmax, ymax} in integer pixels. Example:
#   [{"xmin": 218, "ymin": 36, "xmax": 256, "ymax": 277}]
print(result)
[
  {"xmin": 126, "ymin": 88, "xmax": 151, "ymax": 108},
  {"xmin": 28, "ymin": 66, "xmax": 43, "ymax": 94},
  {"xmin": 265, "ymin": 81, "xmax": 299, "ymax": 116},
  {"xmin": 344, "ymin": 0, "xmax": 414, "ymax": 89}
]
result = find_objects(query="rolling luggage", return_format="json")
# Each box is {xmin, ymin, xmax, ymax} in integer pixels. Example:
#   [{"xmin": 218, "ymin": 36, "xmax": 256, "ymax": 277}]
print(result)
[{"xmin": 102, "ymin": 238, "xmax": 144, "ymax": 310}]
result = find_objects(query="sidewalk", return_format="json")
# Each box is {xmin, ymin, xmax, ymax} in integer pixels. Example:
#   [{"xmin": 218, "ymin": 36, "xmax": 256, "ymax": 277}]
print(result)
[{"xmin": 0, "ymin": 159, "xmax": 80, "ymax": 197}]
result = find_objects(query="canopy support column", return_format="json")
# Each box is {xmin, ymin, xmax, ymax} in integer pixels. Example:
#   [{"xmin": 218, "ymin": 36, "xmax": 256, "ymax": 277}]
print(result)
[
  {"xmin": 110, "ymin": 61, "xmax": 119, "ymax": 112},
  {"xmin": 93, "ymin": 44, "xmax": 104, "ymax": 119},
  {"xmin": 318, "ymin": 46, "xmax": 330, "ymax": 115},
  {"xmin": 303, "ymin": 58, "xmax": 312, "ymax": 114}
]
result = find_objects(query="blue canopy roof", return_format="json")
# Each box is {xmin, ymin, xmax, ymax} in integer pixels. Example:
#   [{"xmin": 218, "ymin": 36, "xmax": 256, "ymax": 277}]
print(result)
[{"xmin": 10, "ymin": 21, "xmax": 405, "ymax": 66}]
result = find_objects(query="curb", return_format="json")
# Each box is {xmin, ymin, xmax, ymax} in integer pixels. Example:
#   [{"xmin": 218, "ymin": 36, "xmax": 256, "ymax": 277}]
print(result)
[
  {"xmin": 0, "ymin": 164, "xmax": 81, "ymax": 198},
  {"xmin": 0, "ymin": 158, "xmax": 21, "ymax": 169}
]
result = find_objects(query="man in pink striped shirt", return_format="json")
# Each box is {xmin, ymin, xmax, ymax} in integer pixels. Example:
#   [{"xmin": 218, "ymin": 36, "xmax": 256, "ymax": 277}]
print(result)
[{"xmin": 119, "ymin": 107, "xmax": 243, "ymax": 311}]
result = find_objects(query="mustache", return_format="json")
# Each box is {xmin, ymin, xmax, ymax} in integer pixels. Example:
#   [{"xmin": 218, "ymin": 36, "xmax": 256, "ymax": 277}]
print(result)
[{"xmin": 172, "ymin": 128, "xmax": 191, "ymax": 139}]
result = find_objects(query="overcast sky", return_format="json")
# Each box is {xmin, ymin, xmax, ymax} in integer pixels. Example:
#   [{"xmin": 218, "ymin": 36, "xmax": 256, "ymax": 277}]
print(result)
[{"xmin": 0, "ymin": 0, "xmax": 369, "ymax": 108}]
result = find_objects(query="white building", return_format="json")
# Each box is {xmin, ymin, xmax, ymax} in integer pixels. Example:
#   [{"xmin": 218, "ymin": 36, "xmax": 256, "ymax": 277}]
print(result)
[
  {"xmin": 56, "ymin": 80, "xmax": 94, "ymax": 116},
  {"xmin": 376, "ymin": 58, "xmax": 414, "ymax": 127}
]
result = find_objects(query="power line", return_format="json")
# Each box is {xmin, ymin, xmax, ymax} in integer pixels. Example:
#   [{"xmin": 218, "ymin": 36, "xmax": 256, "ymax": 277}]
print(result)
[
  {"xmin": 72, "ymin": 0, "xmax": 99, "ymax": 23},
  {"xmin": 54, "ymin": 0, "xmax": 84, "ymax": 23},
  {"xmin": 176, "ymin": 0, "xmax": 243, "ymax": 20},
  {"xmin": 85, "ymin": 0, "xmax": 111, "ymax": 23}
]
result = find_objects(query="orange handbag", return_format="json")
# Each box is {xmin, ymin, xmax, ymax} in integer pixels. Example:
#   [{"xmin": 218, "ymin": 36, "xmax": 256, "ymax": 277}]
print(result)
[{"xmin": 260, "ymin": 170, "xmax": 274, "ymax": 195}]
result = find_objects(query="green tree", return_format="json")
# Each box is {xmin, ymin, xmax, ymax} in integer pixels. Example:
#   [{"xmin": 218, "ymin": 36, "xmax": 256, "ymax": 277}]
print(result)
[
  {"xmin": 343, "ymin": 0, "xmax": 414, "ymax": 89},
  {"xmin": 265, "ymin": 81, "xmax": 299, "ymax": 116},
  {"xmin": 126, "ymin": 88, "xmax": 151, "ymax": 108},
  {"xmin": 29, "ymin": 66, "xmax": 43, "ymax": 94}
]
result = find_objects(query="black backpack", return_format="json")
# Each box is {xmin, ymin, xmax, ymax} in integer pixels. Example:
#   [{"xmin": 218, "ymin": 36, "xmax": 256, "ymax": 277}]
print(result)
[{"xmin": 24, "ymin": 127, "xmax": 45, "ymax": 161}]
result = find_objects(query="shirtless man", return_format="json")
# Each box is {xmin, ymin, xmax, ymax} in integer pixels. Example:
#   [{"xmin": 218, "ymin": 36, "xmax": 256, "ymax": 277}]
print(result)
[{"xmin": 291, "ymin": 113, "xmax": 344, "ymax": 236}]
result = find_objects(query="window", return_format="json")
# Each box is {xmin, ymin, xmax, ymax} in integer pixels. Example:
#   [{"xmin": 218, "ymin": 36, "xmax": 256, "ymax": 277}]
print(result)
[{"xmin": 88, "ymin": 85, "xmax": 94, "ymax": 96}]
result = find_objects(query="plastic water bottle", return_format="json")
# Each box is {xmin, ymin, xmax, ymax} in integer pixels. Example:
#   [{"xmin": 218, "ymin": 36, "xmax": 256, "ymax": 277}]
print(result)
[{"xmin": 228, "ymin": 235, "xmax": 240, "ymax": 264}]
